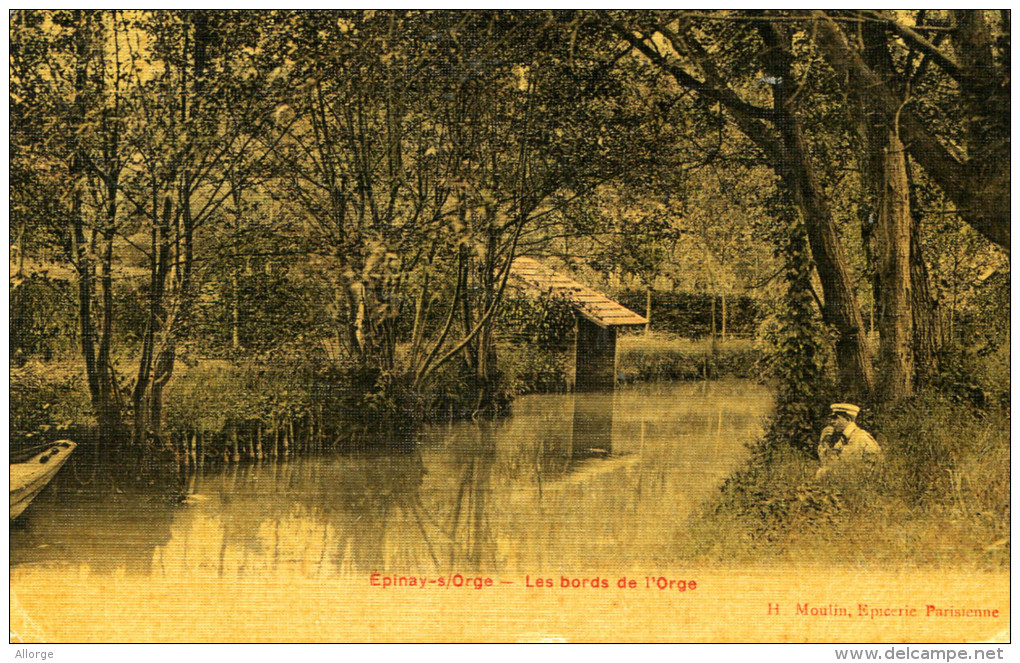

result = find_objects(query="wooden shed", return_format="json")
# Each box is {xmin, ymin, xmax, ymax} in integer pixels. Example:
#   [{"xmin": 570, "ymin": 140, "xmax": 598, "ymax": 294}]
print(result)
[{"xmin": 509, "ymin": 257, "xmax": 648, "ymax": 391}]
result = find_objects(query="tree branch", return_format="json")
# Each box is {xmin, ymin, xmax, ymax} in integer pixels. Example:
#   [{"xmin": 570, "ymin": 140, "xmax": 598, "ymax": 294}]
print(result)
[{"xmin": 856, "ymin": 10, "xmax": 964, "ymax": 82}]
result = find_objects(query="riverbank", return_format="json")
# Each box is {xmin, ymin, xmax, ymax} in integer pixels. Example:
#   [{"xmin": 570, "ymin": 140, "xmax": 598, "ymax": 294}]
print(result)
[
  {"xmin": 616, "ymin": 333, "xmax": 761, "ymax": 382},
  {"xmin": 12, "ymin": 332, "xmax": 763, "ymax": 463},
  {"xmin": 11, "ymin": 355, "xmax": 494, "ymax": 461},
  {"xmin": 676, "ymin": 391, "xmax": 1010, "ymax": 570}
]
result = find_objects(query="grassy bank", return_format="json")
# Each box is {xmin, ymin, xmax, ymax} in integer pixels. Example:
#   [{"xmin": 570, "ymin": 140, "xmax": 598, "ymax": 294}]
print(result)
[
  {"xmin": 676, "ymin": 391, "xmax": 1010, "ymax": 569},
  {"xmin": 616, "ymin": 333, "xmax": 761, "ymax": 382},
  {"xmin": 495, "ymin": 332, "xmax": 764, "ymax": 395}
]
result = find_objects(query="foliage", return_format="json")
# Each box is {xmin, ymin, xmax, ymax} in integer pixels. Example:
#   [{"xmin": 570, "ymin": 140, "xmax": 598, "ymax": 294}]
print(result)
[
  {"xmin": 7, "ymin": 10, "xmax": 1012, "ymax": 463},
  {"xmin": 615, "ymin": 291, "xmax": 760, "ymax": 339},
  {"xmin": 491, "ymin": 292, "xmax": 575, "ymax": 395},
  {"xmin": 162, "ymin": 357, "xmax": 424, "ymax": 458},
  {"xmin": 10, "ymin": 277, "xmax": 79, "ymax": 364},
  {"xmin": 10, "ymin": 362, "xmax": 96, "ymax": 444},
  {"xmin": 497, "ymin": 293, "xmax": 577, "ymax": 350},
  {"xmin": 928, "ymin": 271, "xmax": 1010, "ymax": 408},
  {"xmin": 496, "ymin": 343, "xmax": 571, "ymax": 396}
]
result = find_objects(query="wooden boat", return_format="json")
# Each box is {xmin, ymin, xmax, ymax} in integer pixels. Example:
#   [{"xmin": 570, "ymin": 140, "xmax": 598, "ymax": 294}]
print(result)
[{"xmin": 10, "ymin": 440, "xmax": 76, "ymax": 520}]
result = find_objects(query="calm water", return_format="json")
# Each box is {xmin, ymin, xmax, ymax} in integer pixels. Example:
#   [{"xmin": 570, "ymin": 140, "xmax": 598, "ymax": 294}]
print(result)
[{"xmin": 10, "ymin": 380, "xmax": 772, "ymax": 578}]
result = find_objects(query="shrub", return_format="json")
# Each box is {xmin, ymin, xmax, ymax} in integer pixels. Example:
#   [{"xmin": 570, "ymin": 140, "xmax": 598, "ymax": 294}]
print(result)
[
  {"xmin": 162, "ymin": 357, "xmax": 420, "ymax": 458},
  {"xmin": 10, "ymin": 276, "xmax": 78, "ymax": 364},
  {"xmin": 497, "ymin": 342, "xmax": 570, "ymax": 396},
  {"xmin": 494, "ymin": 292, "xmax": 574, "ymax": 396}
]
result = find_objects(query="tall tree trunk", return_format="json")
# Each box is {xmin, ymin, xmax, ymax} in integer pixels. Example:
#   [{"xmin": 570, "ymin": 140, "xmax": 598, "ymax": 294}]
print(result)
[
  {"xmin": 146, "ymin": 12, "xmax": 210, "ymax": 443},
  {"xmin": 870, "ymin": 131, "xmax": 914, "ymax": 402},
  {"xmin": 69, "ymin": 11, "xmax": 120, "ymax": 441},
  {"xmin": 908, "ymin": 163, "xmax": 943, "ymax": 386},
  {"xmin": 232, "ymin": 270, "xmax": 241, "ymax": 350},
  {"xmin": 133, "ymin": 194, "xmax": 173, "ymax": 445},
  {"xmin": 824, "ymin": 15, "xmax": 920, "ymax": 402},
  {"xmin": 229, "ymin": 178, "xmax": 244, "ymax": 351},
  {"xmin": 473, "ymin": 228, "xmax": 499, "ymax": 413},
  {"xmin": 94, "ymin": 11, "xmax": 130, "ymax": 443},
  {"xmin": 66, "ymin": 11, "xmax": 132, "ymax": 444},
  {"xmin": 775, "ymin": 120, "xmax": 874, "ymax": 400},
  {"xmin": 458, "ymin": 242, "xmax": 478, "ymax": 372},
  {"xmin": 613, "ymin": 18, "xmax": 875, "ymax": 396},
  {"xmin": 351, "ymin": 281, "xmax": 368, "ymax": 354},
  {"xmin": 96, "ymin": 183, "xmax": 122, "ymax": 440},
  {"xmin": 72, "ymin": 186, "xmax": 99, "ymax": 408}
]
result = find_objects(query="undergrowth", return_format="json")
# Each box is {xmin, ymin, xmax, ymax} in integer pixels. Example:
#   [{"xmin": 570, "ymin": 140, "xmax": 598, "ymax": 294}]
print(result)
[{"xmin": 678, "ymin": 391, "xmax": 1010, "ymax": 569}]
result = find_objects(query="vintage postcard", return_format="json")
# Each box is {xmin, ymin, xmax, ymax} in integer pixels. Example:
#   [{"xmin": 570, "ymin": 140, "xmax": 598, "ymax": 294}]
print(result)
[{"xmin": 9, "ymin": 10, "xmax": 1010, "ymax": 646}]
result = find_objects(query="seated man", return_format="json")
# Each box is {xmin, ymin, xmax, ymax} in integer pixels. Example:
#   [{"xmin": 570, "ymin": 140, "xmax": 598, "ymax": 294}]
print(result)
[{"xmin": 815, "ymin": 403, "xmax": 883, "ymax": 479}]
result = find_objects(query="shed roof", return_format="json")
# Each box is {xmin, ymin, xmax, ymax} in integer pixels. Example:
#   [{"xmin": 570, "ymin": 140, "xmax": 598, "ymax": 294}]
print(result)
[{"xmin": 509, "ymin": 257, "xmax": 648, "ymax": 328}]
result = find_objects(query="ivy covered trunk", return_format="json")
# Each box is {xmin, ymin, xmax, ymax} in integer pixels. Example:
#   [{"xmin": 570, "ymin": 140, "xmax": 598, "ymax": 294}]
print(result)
[
  {"xmin": 772, "ymin": 213, "xmax": 832, "ymax": 452},
  {"xmin": 757, "ymin": 21, "xmax": 874, "ymax": 402}
]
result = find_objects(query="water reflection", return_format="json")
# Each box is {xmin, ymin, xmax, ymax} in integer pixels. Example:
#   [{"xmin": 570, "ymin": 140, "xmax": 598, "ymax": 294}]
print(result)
[
  {"xmin": 570, "ymin": 391, "xmax": 615, "ymax": 458},
  {"xmin": 10, "ymin": 487, "xmax": 177, "ymax": 575},
  {"xmin": 164, "ymin": 451, "xmax": 431, "ymax": 578},
  {"xmin": 10, "ymin": 380, "xmax": 772, "ymax": 579}
]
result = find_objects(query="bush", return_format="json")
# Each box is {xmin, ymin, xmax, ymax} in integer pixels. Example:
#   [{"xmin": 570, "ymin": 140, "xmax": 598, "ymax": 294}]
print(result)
[
  {"xmin": 933, "ymin": 272, "xmax": 1010, "ymax": 409},
  {"xmin": 10, "ymin": 276, "xmax": 78, "ymax": 364},
  {"xmin": 615, "ymin": 290, "xmax": 760, "ymax": 338},
  {"xmin": 497, "ymin": 342, "xmax": 571, "ymax": 396},
  {"xmin": 162, "ymin": 357, "xmax": 423, "ymax": 459},
  {"xmin": 494, "ymin": 292, "xmax": 574, "ymax": 397},
  {"xmin": 974, "ymin": 339, "xmax": 1010, "ymax": 407}
]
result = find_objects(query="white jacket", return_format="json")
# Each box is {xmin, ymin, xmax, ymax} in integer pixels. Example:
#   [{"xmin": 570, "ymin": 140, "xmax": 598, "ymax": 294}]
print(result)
[{"xmin": 817, "ymin": 422, "xmax": 883, "ymax": 478}]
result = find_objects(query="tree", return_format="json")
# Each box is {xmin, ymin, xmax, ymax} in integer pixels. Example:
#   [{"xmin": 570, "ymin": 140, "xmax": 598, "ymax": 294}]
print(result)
[
  {"xmin": 261, "ymin": 11, "xmax": 662, "ymax": 411},
  {"xmin": 810, "ymin": 10, "xmax": 1010, "ymax": 398},
  {"xmin": 811, "ymin": 10, "xmax": 1009, "ymax": 251},
  {"xmin": 11, "ymin": 10, "xmax": 131, "ymax": 438},
  {"xmin": 10, "ymin": 11, "xmax": 286, "ymax": 445},
  {"xmin": 607, "ymin": 11, "xmax": 875, "ymax": 399},
  {"xmin": 810, "ymin": 13, "xmax": 916, "ymax": 402}
]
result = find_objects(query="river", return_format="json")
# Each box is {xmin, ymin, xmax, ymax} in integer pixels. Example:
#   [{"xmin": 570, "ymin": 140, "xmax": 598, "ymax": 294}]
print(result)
[{"xmin": 10, "ymin": 379, "xmax": 771, "ymax": 577}]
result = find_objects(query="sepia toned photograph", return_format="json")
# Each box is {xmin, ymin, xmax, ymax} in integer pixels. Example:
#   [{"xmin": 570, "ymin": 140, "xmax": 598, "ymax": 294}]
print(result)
[{"xmin": 9, "ymin": 10, "xmax": 1010, "ymax": 645}]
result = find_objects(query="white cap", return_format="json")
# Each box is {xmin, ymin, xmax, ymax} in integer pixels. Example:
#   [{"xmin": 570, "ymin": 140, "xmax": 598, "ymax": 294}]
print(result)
[{"xmin": 830, "ymin": 403, "xmax": 860, "ymax": 418}]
